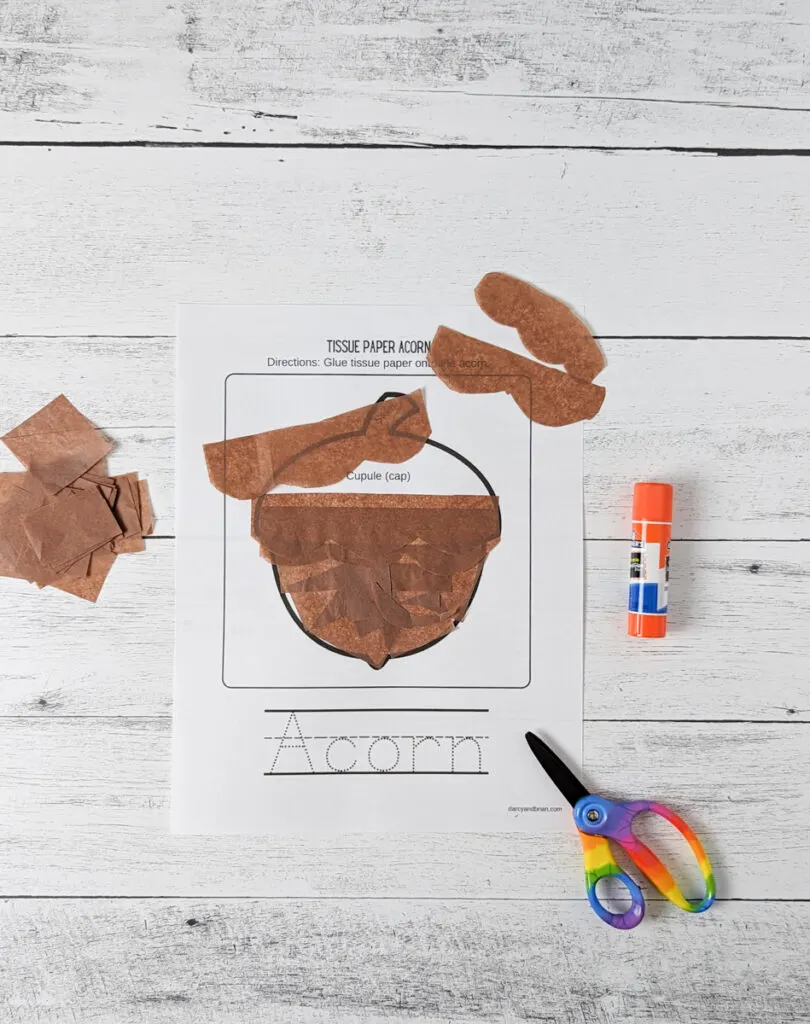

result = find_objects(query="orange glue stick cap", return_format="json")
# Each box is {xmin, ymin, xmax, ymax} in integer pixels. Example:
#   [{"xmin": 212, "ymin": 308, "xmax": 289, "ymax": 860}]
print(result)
[{"xmin": 632, "ymin": 482, "xmax": 673, "ymax": 524}]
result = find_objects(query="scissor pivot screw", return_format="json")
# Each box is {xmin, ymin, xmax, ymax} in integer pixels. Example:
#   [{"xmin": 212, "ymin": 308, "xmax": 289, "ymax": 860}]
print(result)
[{"xmin": 586, "ymin": 809, "xmax": 600, "ymax": 822}]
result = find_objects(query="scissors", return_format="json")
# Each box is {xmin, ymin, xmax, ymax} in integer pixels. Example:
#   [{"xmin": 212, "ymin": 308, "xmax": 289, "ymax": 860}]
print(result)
[{"xmin": 525, "ymin": 731, "xmax": 716, "ymax": 929}]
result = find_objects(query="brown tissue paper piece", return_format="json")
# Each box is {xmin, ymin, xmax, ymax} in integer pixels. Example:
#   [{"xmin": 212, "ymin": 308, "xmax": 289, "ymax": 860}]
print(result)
[
  {"xmin": 2, "ymin": 394, "xmax": 113, "ymax": 493},
  {"xmin": 50, "ymin": 547, "xmax": 118, "ymax": 603},
  {"xmin": 111, "ymin": 472, "xmax": 146, "ymax": 554},
  {"xmin": 0, "ymin": 473, "xmax": 51, "ymax": 582},
  {"xmin": 0, "ymin": 395, "xmax": 154, "ymax": 602},
  {"xmin": 429, "ymin": 326, "xmax": 605, "ymax": 427},
  {"xmin": 204, "ymin": 390, "xmax": 430, "ymax": 499},
  {"xmin": 475, "ymin": 272, "xmax": 605, "ymax": 382},
  {"xmin": 138, "ymin": 479, "xmax": 154, "ymax": 536},
  {"xmin": 22, "ymin": 487, "xmax": 122, "ymax": 573},
  {"xmin": 254, "ymin": 493, "xmax": 501, "ymax": 669}
]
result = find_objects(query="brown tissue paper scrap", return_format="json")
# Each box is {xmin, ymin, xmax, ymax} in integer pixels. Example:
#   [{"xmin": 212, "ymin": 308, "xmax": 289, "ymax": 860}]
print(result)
[
  {"xmin": 2, "ymin": 393, "xmax": 114, "ymax": 493},
  {"xmin": 429, "ymin": 273, "xmax": 606, "ymax": 427},
  {"xmin": 204, "ymin": 390, "xmax": 430, "ymax": 499},
  {"xmin": 0, "ymin": 395, "xmax": 154, "ymax": 602},
  {"xmin": 475, "ymin": 272, "xmax": 605, "ymax": 382}
]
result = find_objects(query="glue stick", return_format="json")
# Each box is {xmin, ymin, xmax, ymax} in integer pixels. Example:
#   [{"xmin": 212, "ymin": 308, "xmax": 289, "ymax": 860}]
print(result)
[{"xmin": 628, "ymin": 482, "xmax": 673, "ymax": 638}]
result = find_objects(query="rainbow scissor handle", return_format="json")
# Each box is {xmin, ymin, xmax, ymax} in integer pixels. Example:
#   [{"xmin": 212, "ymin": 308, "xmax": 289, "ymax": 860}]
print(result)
[{"xmin": 573, "ymin": 795, "xmax": 716, "ymax": 930}]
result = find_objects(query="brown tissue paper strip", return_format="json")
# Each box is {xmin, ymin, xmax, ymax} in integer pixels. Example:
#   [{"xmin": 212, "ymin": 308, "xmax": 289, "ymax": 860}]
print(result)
[
  {"xmin": 475, "ymin": 272, "xmax": 605, "ymax": 382},
  {"xmin": 138, "ymin": 479, "xmax": 154, "ymax": 536},
  {"xmin": 2, "ymin": 395, "xmax": 113, "ymax": 493},
  {"xmin": 204, "ymin": 390, "xmax": 431, "ymax": 499},
  {"xmin": 0, "ymin": 396, "xmax": 154, "ymax": 602},
  {"xmin": 429, "ymin": 326, "xmax": 605, "ymax": 427},
  {"xmin": 111, "ymin": 473, "xmax": 146, "ymax": 554},
  {"xmin": 255, "ymin": 493, "xmax": 500, "ymax": 669}
]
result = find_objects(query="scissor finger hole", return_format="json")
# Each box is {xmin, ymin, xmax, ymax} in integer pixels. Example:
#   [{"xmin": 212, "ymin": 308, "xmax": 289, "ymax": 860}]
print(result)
[
  {"xmin": 632, "ymin": 811, "xmax": 706, "ymax": 899},
  {"xmin": 594, "ymin": 875, "xmax": 636, "ymax": 914}
]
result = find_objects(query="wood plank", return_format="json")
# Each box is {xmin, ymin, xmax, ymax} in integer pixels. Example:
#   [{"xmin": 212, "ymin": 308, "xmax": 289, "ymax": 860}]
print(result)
[
  {"xmin": 0, "ymin": 337, "xmax": 174, "ymax": 430},
  {"xmin": 587, "ymin": 338, "xmax": 810, "ymax": 540},
  {"xmin": 1, "ymin": 900, "xmax": 807, "ymax": 1024},
  {"xmin": 4, "ymin": 335, "xmax": 807, "ymax": 539},
  {"xmin": 1, "ymin": 150, "xmax": 809, "ymax": 336},
  {"xmin": 587, "ymin": 541, "xmax": 810, "ymax": 721},
  {"xmin": 0, "ymin": 0, "xmax": 809, "ymax": 147},
  {"xmin": 1, "ymin": 540, "xmax": 807, "ymax": 722},
  {"xmin": 0, "ymin": 719, "xmax": 803, "ymax": 898}
]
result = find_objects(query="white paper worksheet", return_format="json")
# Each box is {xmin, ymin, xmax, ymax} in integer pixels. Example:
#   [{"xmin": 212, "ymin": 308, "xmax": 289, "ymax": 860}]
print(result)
[{"xmin": 174, "ymin": 305, "xmax": 584, "ymax": 833}]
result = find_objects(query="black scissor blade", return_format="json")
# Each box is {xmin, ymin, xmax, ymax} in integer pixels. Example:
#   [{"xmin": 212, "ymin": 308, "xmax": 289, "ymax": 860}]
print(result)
[{"xmin": 525, "ymin": 731, "xmax": 590, "ymax": 808}]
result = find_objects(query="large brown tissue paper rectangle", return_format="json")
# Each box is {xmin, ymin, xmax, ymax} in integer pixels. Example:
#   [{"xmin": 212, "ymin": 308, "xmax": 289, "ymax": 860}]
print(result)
[{"xmin": 22, "ymin": 486, "xmax": 122, "ymax": 572}]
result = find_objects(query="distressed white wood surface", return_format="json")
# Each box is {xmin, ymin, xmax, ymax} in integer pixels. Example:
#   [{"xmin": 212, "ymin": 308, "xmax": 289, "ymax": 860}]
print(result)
[
  {"xmin": 0, "ymin": 718, "xmax": 803, "ymax": 899},
  {"xmin": 2, "ymin": 150, "xmax": 809, "ymax": 337},
  {"xmin": 3, "ymin": 6, "xmax": 810, "ymax": 1014},
  {"xmin": 2, "ymin": 899, "xmax": 808, "ymax": 1024},
  {"xmin": 1, "ymin": 0, "xmax": 809, "ymax": 148},
  {"xmin": 1, "ymin": 540, "xmax": 807, "ymax": 722}
]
